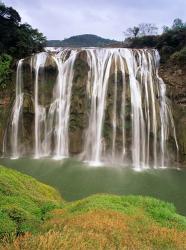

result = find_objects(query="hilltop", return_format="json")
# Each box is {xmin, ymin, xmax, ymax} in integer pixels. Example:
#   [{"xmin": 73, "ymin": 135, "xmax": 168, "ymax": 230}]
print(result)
[{"xmin": 47, "ymin": 34, "xmax": 117, "ymax": 47}]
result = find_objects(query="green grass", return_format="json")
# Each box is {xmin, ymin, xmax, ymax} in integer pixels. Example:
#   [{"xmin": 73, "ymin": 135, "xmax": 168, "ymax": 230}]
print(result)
[
  {"xmin": 39, "ymin": 195, "xmax": 186, "ymax": 249},
  {"xmin": 47, "ymin": 194, "xmax": 186, "ymax": 230},
  {"xmin": 0, "ymin": 165, "xmax": 62, "ymax": 236},
  {"xmin": 1, "ymin": 165, "xmax": 186, "ymax": 249}
]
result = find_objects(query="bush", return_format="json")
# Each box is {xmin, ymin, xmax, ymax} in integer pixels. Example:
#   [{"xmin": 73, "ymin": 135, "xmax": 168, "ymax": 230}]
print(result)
[
  {"xmin": 170, "ymin": 47, "xmax": 186, "ymax": 65},
  {"xmin": 0, "ymin": 54, "xmax": 12, "ymax": 89}
]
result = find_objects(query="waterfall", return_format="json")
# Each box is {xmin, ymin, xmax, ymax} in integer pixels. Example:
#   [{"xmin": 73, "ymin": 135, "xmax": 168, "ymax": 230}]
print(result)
[
  {"xmin": 84, "ymin": 48, "xmax": 178, "ymax": 169},
  {"xmin": 44, "ymin": 49, "xmax": 77, "ymax": 159},
  {"xmin": 112, "ymin": 54, "xmax": 118, "ymax": 160},
  {"xmin": 84, "ymin": 49, "xmax": 114, "ymax": 165},
  {"xmin": 33, "ymin": 52, "xmax": 48, "ymax": 158},
  {"xmin": 155, "ymin": 50, "xmax": 179, "ymax": 167},
  {"xmin": 4, "ymin": 48, "xmax": 179, "ymax": 169},
  {"xmin": 10, "ymin": 59, "xmax": 24, "ymax": 159}
]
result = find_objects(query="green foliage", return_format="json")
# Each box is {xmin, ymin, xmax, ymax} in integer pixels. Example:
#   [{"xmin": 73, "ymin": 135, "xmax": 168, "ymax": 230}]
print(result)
[
  {"xmin": 170, "ymin": 47, "xmax": 186, "ymax": 64},
  {"xmin": 0, "ymin": 54, "xmax": 12, "ymax": 89},
  {"xmin": 0, "ymin": 3, "xmax": 21, "ymax": 24},
  {"xmin": 157, "ymin": 26, "xmax": 186, "ymax": 62},
  {"xmin": 172, "ymin": 18, "xmax": 186, "ymax": 30},
  {"xmin": 0, "ymin": 166, "xmax": 62, "ymax": 237},
  {"xmin": 0, "ymin": 2, "xmax": 46, "ymax": 59},
  {"xmin": 125, "ymin": 35, "xmax": 158, "ymax": 48},
  {"xmin": 124, "ymin": 22, "xmax": 186, "ymax": 65},
  {"xmin": 59, "ymin": 194, "xmax": 186, "ymax": 230}
]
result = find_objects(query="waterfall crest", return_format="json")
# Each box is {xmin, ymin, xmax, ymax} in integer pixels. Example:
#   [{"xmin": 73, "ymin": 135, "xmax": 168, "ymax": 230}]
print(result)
[{"xmin": 3, "ymin": 48, "xmax": 179, "ymax": 169}]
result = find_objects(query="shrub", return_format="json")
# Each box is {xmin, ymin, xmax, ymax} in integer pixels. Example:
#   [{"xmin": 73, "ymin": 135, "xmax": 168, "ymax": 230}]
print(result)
[
  {"xmin": 0, "ymin": 54, "xmax": 12, "ymax": 89},
  {"xmin": 170, "ymin": 47, "xmax": 186, "ymax": 65}
]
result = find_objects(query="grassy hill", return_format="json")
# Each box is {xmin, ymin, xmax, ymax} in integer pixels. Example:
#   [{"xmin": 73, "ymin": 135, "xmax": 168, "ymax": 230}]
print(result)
[
  {"xmin": 47, "ymin": 34, "xmax": 117, "ymax": 47},
  {"xmin": 1, "ymin": 165, "xmax": 186, "ymax": 249},
  {"xmin": 0, "ymin": 165, "xmax": 62, "ymax": 235}
]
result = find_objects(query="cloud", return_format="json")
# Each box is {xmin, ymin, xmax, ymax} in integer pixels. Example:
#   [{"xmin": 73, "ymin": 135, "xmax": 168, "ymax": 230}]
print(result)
[{"xmin": 3, "ymin": 0, "xmax": 186, "ymax": 40}]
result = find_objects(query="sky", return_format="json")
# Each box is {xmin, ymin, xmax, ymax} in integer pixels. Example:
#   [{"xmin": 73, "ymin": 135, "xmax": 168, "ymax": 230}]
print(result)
[{"xmin": 3, "ymin": 0, "xmax": 186, "ymax": 41}]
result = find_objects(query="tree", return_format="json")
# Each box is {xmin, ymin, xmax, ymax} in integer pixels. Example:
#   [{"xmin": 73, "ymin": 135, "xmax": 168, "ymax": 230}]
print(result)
[
  {"xmin": 172, "ymin": 18, "xmax": 185, "ymax": 30},
  {"xmin": 0, "ymin": 2, "xmax": 21, "ymax": 24},
  {"xmin": 0, "ymin": 2, "xmax": 47, "ymax": 91},
  {"xmin": 15, "ymin": 23, "xmax": 46, "ymax": 56},
  {"xmin": 162, "ymin": 18, "xmax": 186, "ymax": 33},
  {"xmin": 138, "ymin": 23, "xmax": 158, "ymax": 36},
  {"xmin": 124, "ymin": 26, "xmax": 140, "ymax": 38},
  {"xmin": 124, "ymin": 23, "xmax": 158, "ymax": 39},
  {"xmin": 0, "ymin": 2, "xmax": 46, "ymax": 58},
  {"xmin": 162, "ymin": 25, "xmax": 170, "ymax": 33}
]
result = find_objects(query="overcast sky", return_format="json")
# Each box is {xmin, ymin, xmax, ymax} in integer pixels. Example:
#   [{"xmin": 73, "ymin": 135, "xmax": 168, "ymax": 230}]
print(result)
[{"xmin": 3, "ymin": 0, "xmax": 186, "ymax": 40}]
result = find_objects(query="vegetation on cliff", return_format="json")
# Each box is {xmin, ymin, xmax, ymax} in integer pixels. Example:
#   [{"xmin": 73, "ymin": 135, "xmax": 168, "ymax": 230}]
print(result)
[
  {"xmin": 0, "ymin": 166, "xmax": 186, "ymax": 249},
  {"xmin": 0, "ymin": 54, "xmax": 12, "ymax": 89}
]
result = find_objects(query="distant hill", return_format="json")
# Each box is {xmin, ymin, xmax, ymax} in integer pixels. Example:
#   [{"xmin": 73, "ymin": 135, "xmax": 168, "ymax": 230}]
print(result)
[{"xmin": 47, "ymin": 34, "xmax": 117, "ymax": 47}]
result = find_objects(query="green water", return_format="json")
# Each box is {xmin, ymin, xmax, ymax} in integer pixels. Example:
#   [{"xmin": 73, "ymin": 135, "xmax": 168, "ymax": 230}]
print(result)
[{"xmin": 0, "ymin": 158, "xmax": 186, "ymax": 216}]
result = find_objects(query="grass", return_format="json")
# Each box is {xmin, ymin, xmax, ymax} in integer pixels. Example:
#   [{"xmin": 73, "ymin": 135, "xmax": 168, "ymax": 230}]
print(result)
[
  {"xmin": 53, "ymin": 194, "xmax": 186, "ymax": 230},
  {"xmin": 0, "ymin": 165, "xmax": 186, "ymax": 249},
  {"xmin": 0, "ymin": 165, "xmax": 62, "ymax": 236}
]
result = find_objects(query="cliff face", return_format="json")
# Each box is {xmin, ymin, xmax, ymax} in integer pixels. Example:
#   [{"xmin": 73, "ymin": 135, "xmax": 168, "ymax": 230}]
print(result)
[
  {"xmin": 0, "ymin": 90, "xmax": 13, "ymax": 154},
  {"xmin": 160, "ymin": 63, "xmax": 186, "ymax": 163}
]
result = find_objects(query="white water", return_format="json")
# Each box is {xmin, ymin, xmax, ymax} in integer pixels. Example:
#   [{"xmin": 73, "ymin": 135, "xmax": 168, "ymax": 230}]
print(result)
[
  {"xmin": 4, "ymin": 48, "xmax": 179, "ymax": 169},
  {"xmin": 10, "ymin": 59, "xmax": 24, "ymax": 159},
  {"xmin": 84, "ymin": 48, "xmax": 178, "ymax": 169},
  {"xmin": 155, "ymin": 50, "xmax": 179, "ymax": 167},
  {"xmin": 32, "ymin": 52, "xmax": 48, "ymax": 158},
  {"xmin": 44, "ymin": 49, "xmax": 77, "ymax": 159},
  {"xmin": 84, "ymin": 49, "xmax": 114, "ymax": 165},
  {"xmin": 112, "ymin": 54, "xmax": 118, "ymax": 160}
]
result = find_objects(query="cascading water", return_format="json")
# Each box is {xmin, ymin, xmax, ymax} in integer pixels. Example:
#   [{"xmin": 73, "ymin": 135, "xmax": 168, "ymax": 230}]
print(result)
[
  {"xmin": 112, "ymin": 54, "xmax": 118, "ymax": 160},
  {"xmin": 84, "ymin": 49, "xmax": 114, "ymax": 165},
  {"xmin": 44, "ymin": 49, "xmax": 77, "ymax": 159},
  {"xmin": 3, "ymin": 48, "xmax": 179, "ymax": 170},
  {"xmin": 155, "ymin": 51, "xmax": 179, "ymax": 167},
  {"xmin": 32, "ymin": 52, "xmax": 48, "ymax": 158},
  {"xmin": 9, "ymin": 59, "xmax": 24, "ymax": 159}
]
